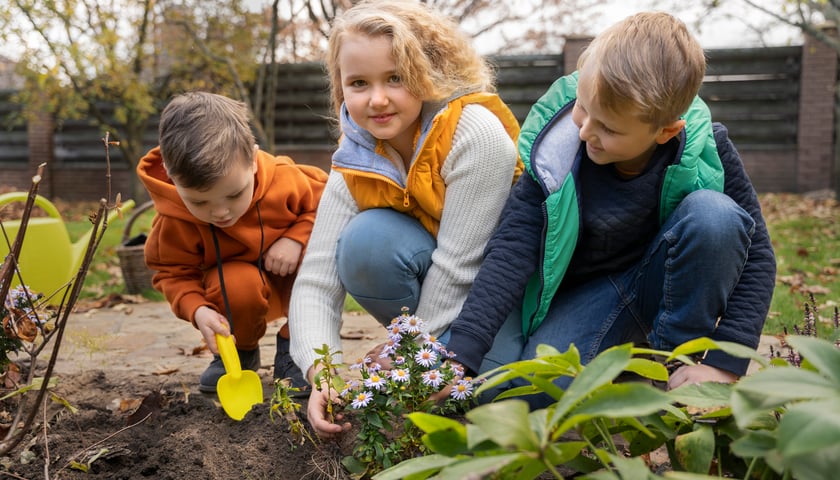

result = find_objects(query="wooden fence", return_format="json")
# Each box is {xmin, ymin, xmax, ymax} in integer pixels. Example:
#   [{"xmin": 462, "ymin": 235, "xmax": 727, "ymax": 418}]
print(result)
[{"xmin": 0, "ymin": 32, "xmax": 835, "ymax": 201}]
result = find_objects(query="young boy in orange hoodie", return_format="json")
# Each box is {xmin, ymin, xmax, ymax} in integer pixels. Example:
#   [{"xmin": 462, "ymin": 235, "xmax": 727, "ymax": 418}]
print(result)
[{"xmin": 137, "ymin": 91, "xmax": 327, "ymax": 395}]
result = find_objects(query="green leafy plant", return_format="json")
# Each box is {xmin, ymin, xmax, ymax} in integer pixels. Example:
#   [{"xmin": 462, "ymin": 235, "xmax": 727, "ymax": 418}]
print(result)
[
  {"xmin": 374, "ymin": 338, "xmax": 768, "ymax": 479},
  {"xmin": 312, "ymin": 343, "xmax": 347, "ymax": 428},
  {"xmin": 269, "ymin": 379, "xmax": 316, "ymax": 448},
  {"xmin": 336, "ymin": 307, "xmax": 480, "ymax": 478},
  {"xmin": 727, "ymin": 335, "xmax": 840, "ymax": 480}
]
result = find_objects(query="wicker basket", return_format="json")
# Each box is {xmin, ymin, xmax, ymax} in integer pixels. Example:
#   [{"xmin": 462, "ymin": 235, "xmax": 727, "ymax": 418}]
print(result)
[{"xmin": 117, "ymin": 200, "xmax": 156, "ymax": 294}]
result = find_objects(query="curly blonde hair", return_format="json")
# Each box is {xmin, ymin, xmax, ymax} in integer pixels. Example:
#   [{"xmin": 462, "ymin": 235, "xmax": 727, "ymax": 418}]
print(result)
[
  {"xmin": 577, "ymin": 12, "xmax": 706, "ymax": 129},
  {"xmin": 325, "ymin": 0, "xmax": 494, "ymax": 116}
]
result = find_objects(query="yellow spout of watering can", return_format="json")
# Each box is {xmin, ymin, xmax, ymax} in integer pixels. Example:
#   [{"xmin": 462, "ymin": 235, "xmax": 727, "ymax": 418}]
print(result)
[
  {"xmin": 0, "ymin": 192, "xmax": 135, "ymax": 303},
  {"xmin": 215, "ymin": 333, "xmax": 263, "ymax": 420}
]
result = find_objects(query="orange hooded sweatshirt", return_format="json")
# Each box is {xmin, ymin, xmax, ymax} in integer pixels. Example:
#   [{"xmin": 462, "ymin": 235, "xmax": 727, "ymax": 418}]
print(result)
[{"xmin": 137, "ymin": 147, "xmax": 327, "ymax": 326}]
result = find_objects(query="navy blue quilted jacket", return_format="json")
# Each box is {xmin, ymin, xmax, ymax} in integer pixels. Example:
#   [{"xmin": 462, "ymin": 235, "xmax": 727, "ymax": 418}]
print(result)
[{"xmin": 447, "ymin": 117, "xmax": 776, "ymax": 378}]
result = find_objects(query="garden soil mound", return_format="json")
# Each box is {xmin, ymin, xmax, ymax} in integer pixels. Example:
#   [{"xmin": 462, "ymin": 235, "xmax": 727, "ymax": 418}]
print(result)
[{"xmin": 1, "ymin": 299, "xmax": 384, "ymax": 479}]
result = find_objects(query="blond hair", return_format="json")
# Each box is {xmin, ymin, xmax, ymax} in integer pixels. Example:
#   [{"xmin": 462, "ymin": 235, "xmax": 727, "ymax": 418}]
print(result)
[
  {"xmin": 159, "ymin": 91, "xmax": 255, "ymax": 190},
  {"xmin": 577, "ymin": 12, "xmax": 706, "ymax": 128},
  {"xmin": 325, "ymin": 0, "xmax": 494, "ymax": 116}
]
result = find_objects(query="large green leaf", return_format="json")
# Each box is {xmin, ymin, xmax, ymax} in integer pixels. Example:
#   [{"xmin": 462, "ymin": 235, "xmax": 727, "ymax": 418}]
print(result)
[
  {"xmin": 433, "ymin": 453, "xmax": 529, "ymax": 480},
  {"xmin": 787, "ymin": 447, "xmax": 840, "ymax": 480},
  {"xmin": 777, "ymin": 400, "xmax": 840, "ymax": 460},
  {"xmin": 786, "ymin": 335, "xmax": 840, "ymax": 383},
  {"xmin": 408, "ymin": 412, "xmax": 465, "ymax": 434},
  {"xmin": 423, "ymin": 429, "xmax": 469, "ymax": 457},
  {"xmin": 555, "ymin": 383, "xmax": 671, "ymax": 435},
  {"xmin": 544, "ymin": 440, "xmax": 590, "ymax": 465},
  {"xmin": 580, "ymin": 453, "xmax": 658, "ymax": 480},
  {"xmin": 731, "ymin": 367, "xmax": 837, "ymax": 427},
  {"xmin": 465, "ymin": 400, "xmax": 540, "ymax": 451},
  {"xmin": 480, "ymin": 344, "xmax": 580, "ymax": 383},
  {"xmin": 675, "ymin": 425, "xmax": 714, "ymax": 474},
  {"xmin": 624, "ymin": 357, "xmax": 669, "ymax": 381},
  {"xmin": 551, "ymin": 344, "xmax": 632, "ymax": 425},
  {"xmin": 729, "ymin": 429, "xmax": 777, "ymax": 458},
  {"xmin": 669, "ymin": 338, "xmax": 768, "ymax": 367},
  {"xmin": 408, "ymin": 412, "xmax": 469, "ymax": 457},
  {"xmin": 373, "ymin": 454, "xmax": 458, "ymax": 480},
  {"xmin": 667, "ymin": 381, "xmax": 732, "ymax": 408}
]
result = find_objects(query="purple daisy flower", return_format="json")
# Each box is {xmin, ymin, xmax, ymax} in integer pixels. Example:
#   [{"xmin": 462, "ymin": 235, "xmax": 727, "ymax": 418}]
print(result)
[
  {"xmin": 351, "ymin": 391, "xmax": 374, "ymax": 409},
  {"xmin": 421, "ymin": 370, "xmax": 443, "ymax": 388},
  {"xmin": 414, "ymin": 348, "xmax": 438, "ymax": 368}
]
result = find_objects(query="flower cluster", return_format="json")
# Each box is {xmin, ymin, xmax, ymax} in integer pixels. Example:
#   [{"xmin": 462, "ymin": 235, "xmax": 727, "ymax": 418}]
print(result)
[
  {"xmin": 0, "ymin": 285, "xmax": 47, "ymax": 367},
  {"xmin": 337, "ymin": 307, "xmax": 481, "ymax": 476}
]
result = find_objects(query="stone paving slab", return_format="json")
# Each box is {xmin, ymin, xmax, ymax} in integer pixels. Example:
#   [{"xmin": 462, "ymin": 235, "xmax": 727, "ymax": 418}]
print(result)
[
  {"xmin": 53, "ymin": 300, "xmax": 777, "ymax": 381},
  {"xmin": 55, "ymin": 301, "xmax": 385, "ymax": 381}
]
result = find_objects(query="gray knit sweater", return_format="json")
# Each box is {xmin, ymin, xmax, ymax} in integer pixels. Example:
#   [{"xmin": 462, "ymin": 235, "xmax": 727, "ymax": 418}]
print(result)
[{"xmin": 289, "ymin": 104, "xmax": 519, "ymax": 372}]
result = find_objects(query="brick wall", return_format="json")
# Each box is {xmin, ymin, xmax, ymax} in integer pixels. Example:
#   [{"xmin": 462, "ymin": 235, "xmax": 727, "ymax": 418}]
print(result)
[{"xmin": 796, "ymin": 26, "xmax": 838, "ymax": 192}]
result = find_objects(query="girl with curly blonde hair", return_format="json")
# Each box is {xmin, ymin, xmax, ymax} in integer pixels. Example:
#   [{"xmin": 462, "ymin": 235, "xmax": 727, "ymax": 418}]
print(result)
[{"xmin": 289, "ymin": 0, "xmax": 523, "ymax": 438}]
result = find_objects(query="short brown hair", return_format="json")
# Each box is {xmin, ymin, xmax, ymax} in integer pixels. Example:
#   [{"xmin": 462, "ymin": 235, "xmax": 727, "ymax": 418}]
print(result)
[
  {"xmin": 325, "ymin": 0, "xmax": 494, "ymax": 116},
  {"xmin": 159, "ymin": 91, "xmax": 255, "ymax": 190},
  {"xmin": 577, "ymin": 12, "xmax": 706, "ymax": 128}
]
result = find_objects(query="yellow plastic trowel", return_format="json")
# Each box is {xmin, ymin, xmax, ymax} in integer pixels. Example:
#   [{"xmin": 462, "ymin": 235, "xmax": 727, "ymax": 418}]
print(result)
[{"xmin": 215, "ymin": 333, "xmax": 263, "ymax": 421}]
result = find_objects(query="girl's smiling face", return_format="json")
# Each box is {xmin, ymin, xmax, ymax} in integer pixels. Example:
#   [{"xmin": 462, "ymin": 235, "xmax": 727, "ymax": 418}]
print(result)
[{"xmin": 338, "ymin": 33, "xmax": 423, "ymax": 160}]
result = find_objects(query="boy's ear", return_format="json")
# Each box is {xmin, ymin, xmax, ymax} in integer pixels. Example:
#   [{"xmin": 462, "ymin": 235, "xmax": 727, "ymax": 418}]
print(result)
[
  {"xmin": 251, "ymin": 144, "xmax": 259, "ymax": 171},
  {"xmin": 655, "ymin": 119, "xmax": 686, "ymax": 145}
]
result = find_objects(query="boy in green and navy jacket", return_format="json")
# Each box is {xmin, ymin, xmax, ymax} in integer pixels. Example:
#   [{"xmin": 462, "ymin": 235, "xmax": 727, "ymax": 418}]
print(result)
[{"xmin": 446, "ymin": 12, "xmax": 776, "ymax": 408}]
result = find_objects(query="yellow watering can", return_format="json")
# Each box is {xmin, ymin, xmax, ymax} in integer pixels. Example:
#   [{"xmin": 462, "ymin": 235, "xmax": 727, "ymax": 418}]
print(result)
[{"xmin": 0, "ymin": 192, "xmax": 135, "ymax": 304}]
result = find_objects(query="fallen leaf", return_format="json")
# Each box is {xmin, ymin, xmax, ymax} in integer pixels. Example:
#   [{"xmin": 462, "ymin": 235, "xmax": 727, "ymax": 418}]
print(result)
[
  {"xmin": 152, "ymin": 366, "xmax": 179, "ymax": 376},
  {"xmin": 116, "ymin": 398, "xmax": 142, "ymax": 413},
  {"xmin": 126, "ymin": 391, "xmax": 164, "ymax": 425},
  {"xmin": 340, "ymin": 329, "xmax": 374, "ymax": 340},
  {"xmin": 802, "ymin": 285, "xmax": 831, "ymax": 295}
]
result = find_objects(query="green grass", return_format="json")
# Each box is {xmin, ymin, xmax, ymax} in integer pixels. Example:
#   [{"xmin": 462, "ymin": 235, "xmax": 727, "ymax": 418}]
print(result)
[
  {"xmin": 765, "ymin": 212, "xmax": 840, "ymax": 337},
  {"xmin": 62, "ymin": 194, "xmax": 840, "ymax": 335},
  {"xmin": 65, "ymin": 202, "xmax": 162, "ymax": 301}
]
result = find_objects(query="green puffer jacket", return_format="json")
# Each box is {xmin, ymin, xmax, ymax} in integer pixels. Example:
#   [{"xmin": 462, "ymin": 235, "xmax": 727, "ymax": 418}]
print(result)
[{"xmin": 519, "ymin": 71, "xmax": 725, "ymax": 335}]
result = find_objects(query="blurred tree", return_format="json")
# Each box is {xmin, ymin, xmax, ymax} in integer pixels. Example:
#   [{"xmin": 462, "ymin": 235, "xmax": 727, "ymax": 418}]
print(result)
[
  {"xmin": 0, "ymin": 0, "xmax": 602, "ymax": 201},
  {"xmin": 0, "ymin": 0, "xmax": 269, "ymax": 201},
  {"xmin": 718, "ymin": 0, "xmax": 839, "ymax": 199},
  {"xmin": 424, "ymin": 0, "xmax": 603, "ymax": 55}
]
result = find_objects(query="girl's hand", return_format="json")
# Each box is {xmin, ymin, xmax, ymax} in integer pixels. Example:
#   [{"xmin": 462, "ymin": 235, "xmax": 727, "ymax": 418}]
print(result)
[{"xmin": 306, "ymin": 366, "xmax": 351, "ymax": 440}]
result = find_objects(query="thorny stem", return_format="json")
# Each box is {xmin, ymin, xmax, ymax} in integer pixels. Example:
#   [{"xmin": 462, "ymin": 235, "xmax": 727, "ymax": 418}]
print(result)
[
  {"xmin": 0, "ymin": 163, "xmax": 46, "ymax": 312},
  {"xmin": 0, "ymin": 136, "xmax": 124, "ymax": 459},
  {"xmin": 42, "ymin": 395, "xmax": 49, "ymax": 480}
]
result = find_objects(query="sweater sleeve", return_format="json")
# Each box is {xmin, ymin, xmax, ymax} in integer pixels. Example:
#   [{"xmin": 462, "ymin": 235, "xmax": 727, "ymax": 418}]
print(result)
[
  {"xmin": 446, "ymin": 173, "xmax": 546, "ymax": 373},
  {"xmin": 288, "ymin": 171, "xmax": 359, "ymax": 371},
  {"xmin": 704, "ymin": 124, "xmax": 777, "ymax": 375},
  {"xmin": 413, "ymin": 104, "xmax": 519, "ymax": 338}
]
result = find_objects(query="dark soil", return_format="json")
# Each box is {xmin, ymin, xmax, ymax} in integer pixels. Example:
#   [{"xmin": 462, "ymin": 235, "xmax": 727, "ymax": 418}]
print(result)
[{"xmin": 1, "ymin": 370, "xmax": 353, "ymax": 480}]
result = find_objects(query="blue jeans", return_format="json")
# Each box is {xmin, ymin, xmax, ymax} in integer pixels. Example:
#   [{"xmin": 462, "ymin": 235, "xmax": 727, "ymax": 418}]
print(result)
[
  {"xmin": 498, "ymin": 190, "xmax": 755, "ymax": 409},
  {"xmin": 338, "ymin": 208, "xmax": 501, "ymax": 363},
  {"xmin": 336, "ymin": 209, "xmax": 436, "ymax": 327}
]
